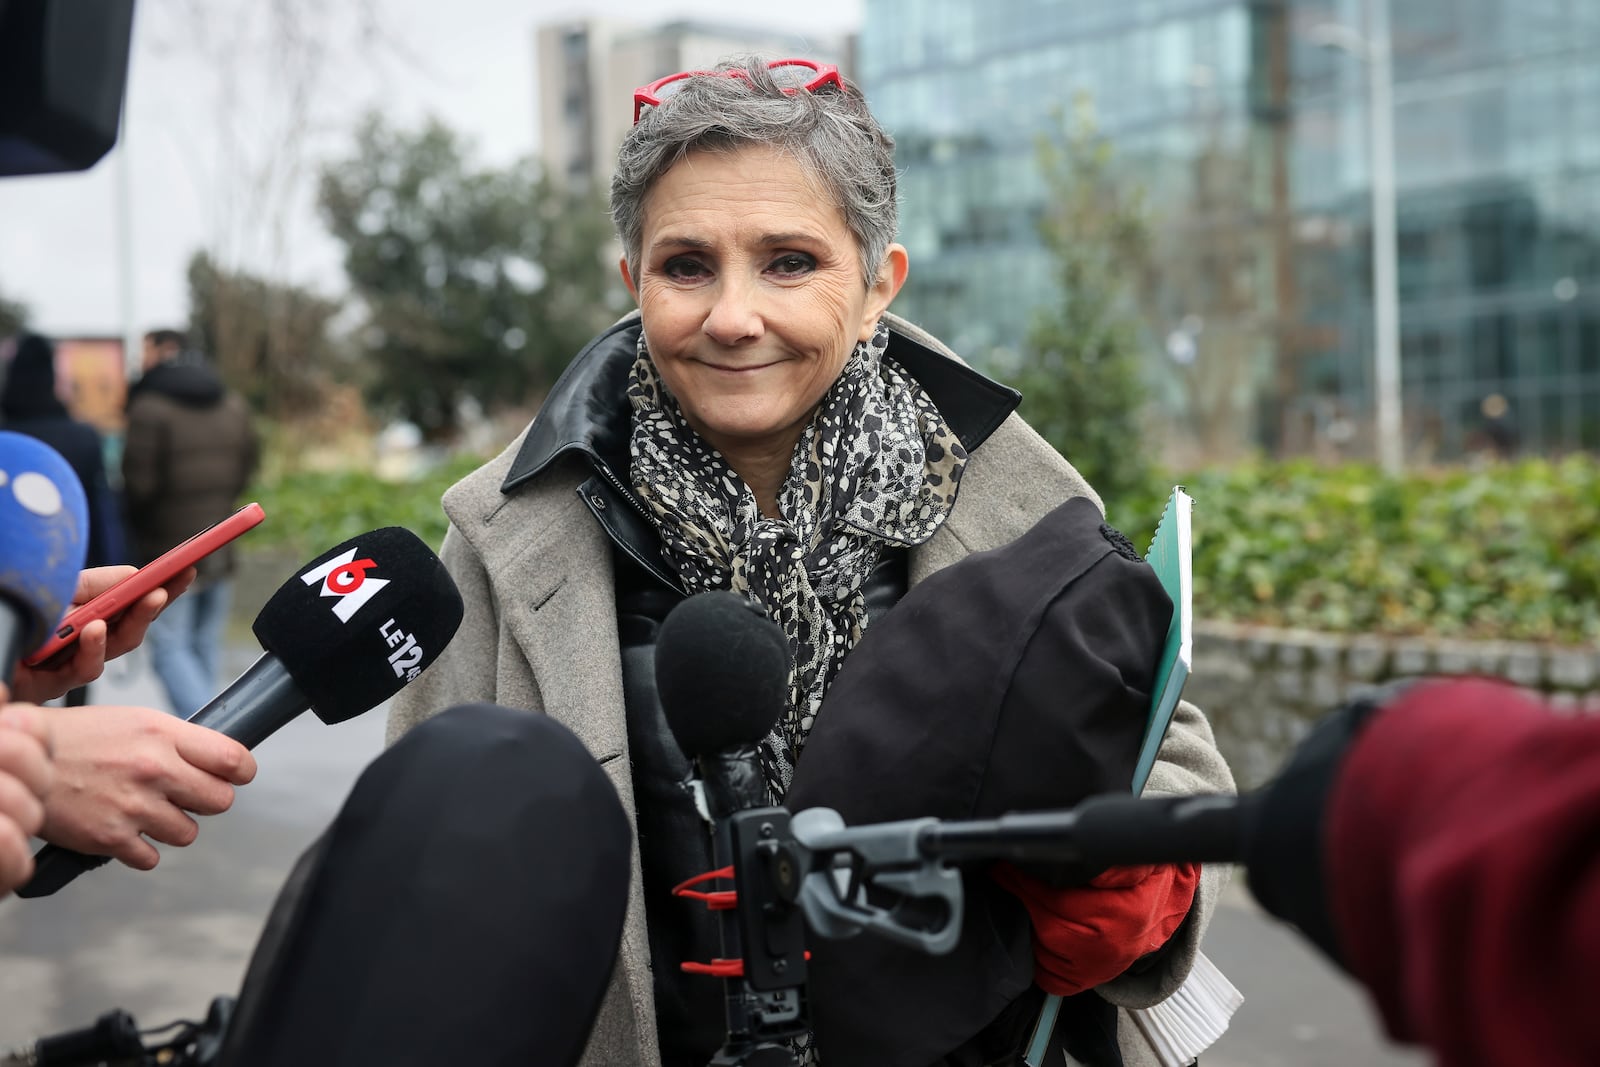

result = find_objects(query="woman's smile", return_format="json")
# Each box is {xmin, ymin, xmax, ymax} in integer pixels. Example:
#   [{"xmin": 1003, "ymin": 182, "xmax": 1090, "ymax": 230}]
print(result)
[{"xmin": 698, "ymin": 356, "xmax": 784, "ymax": 374}]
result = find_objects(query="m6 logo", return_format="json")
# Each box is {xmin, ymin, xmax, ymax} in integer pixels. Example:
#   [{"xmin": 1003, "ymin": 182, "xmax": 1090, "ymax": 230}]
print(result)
[
  {"xmin": 300, "ymin": 548, "xmax": 390, "ymax": 623},
  {"xmin": 381, "ymin": 618, "xmax": 424, "ymax": 680}
]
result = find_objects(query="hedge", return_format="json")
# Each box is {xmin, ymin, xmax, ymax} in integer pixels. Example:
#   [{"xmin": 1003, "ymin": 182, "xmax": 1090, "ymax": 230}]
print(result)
[
  {"xmin": 1107, "ymin": 456, "xmax": 1600, "ymax": 646},
  {"xmin": 246, "ymin": 453, "xmax": 1600, "ymax": 646},
  {"xmin": 245, "ymin": 451, "xmax": 485, "ymax": 559}
]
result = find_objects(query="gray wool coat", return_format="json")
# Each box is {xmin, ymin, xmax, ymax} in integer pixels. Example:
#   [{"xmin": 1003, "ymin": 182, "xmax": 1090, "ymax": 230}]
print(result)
[{"xmin": 386, "ymin": 313, "xmax": 1236, "ymax": 1067}]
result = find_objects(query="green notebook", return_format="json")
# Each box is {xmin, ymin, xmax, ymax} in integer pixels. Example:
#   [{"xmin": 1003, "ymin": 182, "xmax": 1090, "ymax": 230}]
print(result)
[{"xmin": 1134, "ymin": 486, "xmax": 1193, "ymax": 794}]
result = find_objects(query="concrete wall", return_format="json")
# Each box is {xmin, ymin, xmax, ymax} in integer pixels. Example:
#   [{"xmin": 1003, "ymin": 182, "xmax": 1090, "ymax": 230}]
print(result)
[{"xmin": 1188, "ymin": 620, "xmax": 1600, "ymax": 789}]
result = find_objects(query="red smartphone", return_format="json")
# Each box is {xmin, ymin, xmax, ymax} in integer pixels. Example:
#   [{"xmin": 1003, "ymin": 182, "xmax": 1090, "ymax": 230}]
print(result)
[{"xmin": 23, "ymin": 502, "xmax": 266, "ymax": 668}]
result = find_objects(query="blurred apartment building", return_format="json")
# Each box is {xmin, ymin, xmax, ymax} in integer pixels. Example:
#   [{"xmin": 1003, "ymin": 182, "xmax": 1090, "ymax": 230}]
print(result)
[
  {"xmin": 535, "ymin": 18, "xmax": 854, "ymax": 192},
  {"xmin": 861, "ymin": 0, "xmax": 1600, "ymax": 460}
]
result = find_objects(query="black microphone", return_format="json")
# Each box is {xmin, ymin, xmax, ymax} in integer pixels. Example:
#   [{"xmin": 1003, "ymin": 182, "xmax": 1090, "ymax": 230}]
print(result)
[
  {"xmin": 18, "ymin": 527, "xmax": 465, "ymax": 898},
  {"xmin": 917, "ymin": 792, "xmax": 1246, "ymax": 868},
  {"xmin": 655, "ymin": 591, "xmax": 800, "ymax": 1059},
  {"xmin": 656, "ymin": 591, "xmax": 789, "ymax": 816}
]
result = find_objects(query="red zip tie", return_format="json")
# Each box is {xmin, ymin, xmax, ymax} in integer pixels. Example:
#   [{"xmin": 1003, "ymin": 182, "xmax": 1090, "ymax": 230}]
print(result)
[
  {"xmin": 672, "ymin": 866, "xmax": 738, "ymax": 911},
  {"xmin": 681, "ymin": 951, "xmax": 812, "ymax": 978},
  {"xmin": 682, "ymin": 958, "xmax": 746, "ymax": 978}
]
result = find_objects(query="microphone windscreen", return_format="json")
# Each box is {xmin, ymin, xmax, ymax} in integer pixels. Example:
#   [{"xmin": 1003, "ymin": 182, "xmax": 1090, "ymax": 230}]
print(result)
[
  {"xmin": 251, "ymin": 528, "xmax": 464, "ymax": 724},
  {"xmin": 0, "ymin": 431, "xmax": 89, "ymax": 649},
  {"xmin": 655, "ymin": 591, "xmax": 790, "ymax": 759}
]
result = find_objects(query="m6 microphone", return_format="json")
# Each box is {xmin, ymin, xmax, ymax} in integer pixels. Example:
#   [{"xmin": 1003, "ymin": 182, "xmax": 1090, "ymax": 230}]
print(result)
[
  {"xmin": 18, "ymin": 527, "xmax": 465, "ymax": 898},
  {"xmin": 0, "ymin": 431, "xmax": 89, "ymax": 684}
]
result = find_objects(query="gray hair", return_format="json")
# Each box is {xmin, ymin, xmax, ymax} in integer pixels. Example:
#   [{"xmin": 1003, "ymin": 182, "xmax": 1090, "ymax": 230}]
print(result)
[{"xmin": 611, "ymin": 55, "xmax": 898, "ymax": 289}]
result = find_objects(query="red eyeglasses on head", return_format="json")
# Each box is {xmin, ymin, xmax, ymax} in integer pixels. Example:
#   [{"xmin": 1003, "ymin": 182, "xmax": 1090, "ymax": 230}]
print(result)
[{"xmin": 632, "ymin": 58, "xmax": 844, "ymax": 125}]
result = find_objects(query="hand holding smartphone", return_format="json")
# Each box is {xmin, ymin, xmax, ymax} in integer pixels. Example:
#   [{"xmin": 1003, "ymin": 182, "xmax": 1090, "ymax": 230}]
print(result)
[{"xmin": 23, "ymin": 503, "xmax": 266, "ymax": 668}]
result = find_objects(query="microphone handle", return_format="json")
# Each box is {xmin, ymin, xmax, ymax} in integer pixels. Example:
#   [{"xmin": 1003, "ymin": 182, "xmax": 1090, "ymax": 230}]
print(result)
[
  {"xmin": 1066, "ymin": 792, "xmax": 1247, "ymax": 866},
  {"xmin": 700, "ymin": 746, "xmax": 769, "ymax": 823},
  {"xmin": 17, "ymin": 654, "xmax": 309, "ymax": 899},
  {"xmin": 698, "ymin": 745, "xmax": 770, "ymax": 1045},
  {"xmin": 920, "ymin": 793, "xmax": 1248, "ymax": 869},
  {"xmin": 12, "ymin": 848, "xmax": 111, "ymax": 899},
  {"xmin": 184, "ymin": 652, "xmax": 309, "ymax": 748}
]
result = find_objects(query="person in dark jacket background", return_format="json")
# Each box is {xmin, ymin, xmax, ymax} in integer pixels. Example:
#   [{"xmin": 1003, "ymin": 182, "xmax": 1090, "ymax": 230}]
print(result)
[
  {"xmin": 0, "ymin": 332, "xmax": 124, "ymax": 571},
  {"xmin": 2, "ymin": 332, "xmax": 128, "ymax": 707},
  {"xmin": 122, "ymin": 328, "xmax": 259, "ymax": 716}
]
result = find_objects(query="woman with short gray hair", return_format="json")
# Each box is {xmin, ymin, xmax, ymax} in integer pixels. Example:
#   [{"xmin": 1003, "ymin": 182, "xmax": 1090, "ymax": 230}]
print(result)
[{"xmin": 389, "ymin": 55, "xmax": 1233, "ymax": 1067}]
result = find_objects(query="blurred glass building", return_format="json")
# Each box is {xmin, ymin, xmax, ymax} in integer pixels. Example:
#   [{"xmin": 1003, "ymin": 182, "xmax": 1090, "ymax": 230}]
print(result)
[{"xmin": 859, "ymin": 0, "xmax": 1600, "ymax": 461}]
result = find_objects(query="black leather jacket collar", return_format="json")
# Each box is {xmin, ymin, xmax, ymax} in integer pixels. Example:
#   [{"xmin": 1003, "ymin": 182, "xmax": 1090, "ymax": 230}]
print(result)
[{"xmin": 501, "ymin": 317, "xmax": 1021, "ymax": 494}]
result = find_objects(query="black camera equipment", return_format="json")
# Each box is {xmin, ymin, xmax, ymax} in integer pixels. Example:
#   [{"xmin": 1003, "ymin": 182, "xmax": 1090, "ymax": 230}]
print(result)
[{"xmin": 676, "ymin": 789, "xmax": 1241, "ymax": 1066}]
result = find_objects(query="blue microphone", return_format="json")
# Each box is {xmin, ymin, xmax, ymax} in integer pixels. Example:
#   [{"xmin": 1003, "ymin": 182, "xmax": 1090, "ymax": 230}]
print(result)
[{"xmin": 0, "ymin": 431, "xmax": 89, "ymax": 684}]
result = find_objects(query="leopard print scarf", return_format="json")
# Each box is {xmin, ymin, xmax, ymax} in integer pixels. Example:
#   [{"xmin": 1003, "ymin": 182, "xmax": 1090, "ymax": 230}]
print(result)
[{"xmin": 627, "ymin": 320, "xmax": 968, "ymax": 800}]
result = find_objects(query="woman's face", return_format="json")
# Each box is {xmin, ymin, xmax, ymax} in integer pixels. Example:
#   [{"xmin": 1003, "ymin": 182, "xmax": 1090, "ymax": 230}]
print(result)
[{"xmin": 622, "ymin": 144, "xmax": 907, "ymax": 465}]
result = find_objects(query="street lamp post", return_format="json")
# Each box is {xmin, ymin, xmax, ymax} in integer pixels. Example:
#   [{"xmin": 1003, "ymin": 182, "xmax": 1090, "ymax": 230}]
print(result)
[
  {"xmin": 1313, "ymin": 0, "xmax": 1403, "ymax": 475},
  {"xmin": 115, "ymin": 119, "xmax": 140, "ymax": 384}
]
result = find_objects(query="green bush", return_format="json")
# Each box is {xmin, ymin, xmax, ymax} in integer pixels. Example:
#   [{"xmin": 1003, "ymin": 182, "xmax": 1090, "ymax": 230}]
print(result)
[
  {"xmin": 245, "ymin": 452, "xmax": 1600, "ymax": 645},
  {"xmin": 244, "ymin": 451, "xmax": 488, "ymax": 557},
  {"xmin": 1106, "ymin": 456, "xmax": 1600, "ymax": 645}
]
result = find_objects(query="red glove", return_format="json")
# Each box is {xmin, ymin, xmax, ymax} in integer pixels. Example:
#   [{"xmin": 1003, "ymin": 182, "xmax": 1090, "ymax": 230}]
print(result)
[{"xmin": 991, "ymin": 861, "xmax": 1202, "ymax": 996}]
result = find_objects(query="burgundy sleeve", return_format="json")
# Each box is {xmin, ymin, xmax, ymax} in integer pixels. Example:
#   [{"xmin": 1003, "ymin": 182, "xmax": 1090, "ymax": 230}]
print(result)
[{"xmin": 1325, "ymin": 677, "xmax": 1600, "ymax": 1067}]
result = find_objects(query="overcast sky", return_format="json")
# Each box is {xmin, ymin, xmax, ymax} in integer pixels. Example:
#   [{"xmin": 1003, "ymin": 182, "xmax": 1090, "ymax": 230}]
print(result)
[{"xmin": 0, "ymin": 0, "xmax": 862, "ymax": 339}]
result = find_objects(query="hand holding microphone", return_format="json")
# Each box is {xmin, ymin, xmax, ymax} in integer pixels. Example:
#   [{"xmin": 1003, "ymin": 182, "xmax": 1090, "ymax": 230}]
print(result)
[
  {"xmin": 1234, "ymin": 685, "xmax": 1391, "ymax": 967},
  {"xmin": 33, "ymin": 703, "xmax": 256, "ymax": 871},
  {"xmin": 18, "ymin": 526, "xmax": 465, "ymax": 897}
]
